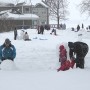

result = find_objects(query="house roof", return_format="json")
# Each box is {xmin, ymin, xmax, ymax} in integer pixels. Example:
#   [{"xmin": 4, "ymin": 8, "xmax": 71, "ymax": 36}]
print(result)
[
  {"xmin": 35, "ymin": 3, "xmax": 48, "ymax": 8},
  {"xmin": 0, "ymin": 0, "xmax": 48, "ymax": 8}
]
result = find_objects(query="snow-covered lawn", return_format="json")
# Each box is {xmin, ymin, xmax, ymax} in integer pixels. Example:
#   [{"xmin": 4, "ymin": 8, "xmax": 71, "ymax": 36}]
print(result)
[{"xmin": 0, "ymin": 28, "xmax": 90, "ymax": 90}]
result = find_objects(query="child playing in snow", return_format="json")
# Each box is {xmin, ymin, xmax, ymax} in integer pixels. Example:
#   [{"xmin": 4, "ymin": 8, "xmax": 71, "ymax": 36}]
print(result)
[{"xmin": 57, "ymin": 45, "xmax": 71, "ymax": 71}]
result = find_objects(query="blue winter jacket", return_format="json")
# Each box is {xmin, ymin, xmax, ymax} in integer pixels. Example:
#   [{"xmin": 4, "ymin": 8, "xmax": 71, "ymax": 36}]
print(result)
[{"xmin": 0, "ymin": 44, "xmax": 16, "ymax": 61}]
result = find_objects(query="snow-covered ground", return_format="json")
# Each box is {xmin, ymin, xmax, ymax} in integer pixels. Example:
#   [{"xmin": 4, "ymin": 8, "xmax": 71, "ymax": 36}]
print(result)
[{"xmin": 0, "ymin": 28, "xmax": 90, "ymax": 90}]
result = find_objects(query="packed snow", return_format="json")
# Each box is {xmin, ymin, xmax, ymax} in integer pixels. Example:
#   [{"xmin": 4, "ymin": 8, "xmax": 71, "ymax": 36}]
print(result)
[{"xmin": 0, "ymin": 27, "xmax": 90, "ymax": 90}]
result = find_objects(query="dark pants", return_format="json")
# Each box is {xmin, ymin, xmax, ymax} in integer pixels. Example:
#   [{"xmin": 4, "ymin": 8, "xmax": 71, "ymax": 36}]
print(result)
[
  {"xmin": 76, "ymin": 57, "xmax": 84, "ymax": 68},
  {"xmin": 76, "ymin": 46, "xmax": 88, "ymax": 69},
  {"xmin": 14, "ymin": 34, "xmax": 17, "ymax": 40}
]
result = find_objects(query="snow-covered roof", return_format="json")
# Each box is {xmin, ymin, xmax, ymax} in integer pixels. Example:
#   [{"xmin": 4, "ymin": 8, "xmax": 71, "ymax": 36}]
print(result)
[
  {"xmin": 16, "ymin": 1, "xmax": 48, "ymax": 8},
  {"xmin": 0, "ymin": 0, "xmax": 48, "ymax": 7},
  {"xmin": 35, "ymin": 3, "xmax": 48, "ymax": 8},
  {"xmin": 0, "ymin": 0, "xmax": 25, "ymax": 5},
  {"xmin": 0, "ymin": 12, "xmax": 39, "ymax": 20},
  {"xmin": 0, "ymin": 0, "xmax": 40, "ymax": 5}
]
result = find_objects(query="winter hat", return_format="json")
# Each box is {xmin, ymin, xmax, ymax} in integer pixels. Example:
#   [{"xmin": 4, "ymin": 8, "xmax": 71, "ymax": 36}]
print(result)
[
  {"xmin": 59, "ymin": 45, "xmax": 65, "ymax": 52},
  {"xmin": 68, "ymin": 42, "xmax": 74, "ymax": 49},
  {"xmin": 5, "ymin": 38, "xmax": 11, "ymax": 44}
]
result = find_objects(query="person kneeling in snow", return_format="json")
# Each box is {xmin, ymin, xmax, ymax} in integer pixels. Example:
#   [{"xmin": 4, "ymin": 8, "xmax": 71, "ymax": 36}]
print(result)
[
  {"xmin": 0, "ymin": 38, "xmax": 16, "ymax": 64},
  {"xmin": 50, "ymin": 28, "xmax": 57, "ymax": 35},
  {"xmin": 57, "ymin": 45, "xmax": 71, "ymax": 71},
  {"xmin": 68, "ymin": 41, "xmax": 89, "ymax": 69},
  {"xmin": 23, "ymin": 32, "xmax": 31, "ymax": 41}
]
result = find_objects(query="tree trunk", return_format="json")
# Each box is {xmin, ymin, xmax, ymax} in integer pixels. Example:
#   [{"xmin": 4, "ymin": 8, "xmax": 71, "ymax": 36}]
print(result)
[{"xmin": 57, "ymin": 16, "xmax": 59, "ymax": 29}]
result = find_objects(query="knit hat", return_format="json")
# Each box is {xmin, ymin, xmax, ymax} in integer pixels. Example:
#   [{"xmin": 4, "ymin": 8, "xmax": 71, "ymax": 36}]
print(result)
[
  {"xmin": 59, "ymin": 45, "xmax": 65, "ymax": 52},
  {"xmin": 68, "ymin": 42, "xmax": 74, "ymax": 49},
  {"xmin": 5, "ymin": 38, "xmax": 11, "ymax": 44}
]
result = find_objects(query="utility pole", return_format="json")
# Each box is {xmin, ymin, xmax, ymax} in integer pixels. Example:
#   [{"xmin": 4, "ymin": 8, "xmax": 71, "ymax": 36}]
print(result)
[{"xmin": 29, "ymin": 0, "xmax": 33, "ymax": 28}]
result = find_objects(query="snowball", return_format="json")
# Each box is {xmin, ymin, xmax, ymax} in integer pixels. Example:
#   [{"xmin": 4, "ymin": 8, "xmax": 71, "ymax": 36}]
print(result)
[{"xmin": 0, "ymin": 60, "xmax": 17, "ymax": 71}]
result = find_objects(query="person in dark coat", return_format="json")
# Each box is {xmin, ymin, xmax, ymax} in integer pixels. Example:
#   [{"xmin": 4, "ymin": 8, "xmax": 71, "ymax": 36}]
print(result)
[
  {"xmin": 68, "ymin": 41, "xmax": 89, "ymax": 69},
  {"xmin": 14, "ymin": 28, "xmax": 17, "ymax": 40},
  {"xmin": 0, "ymin": 38, "xmax": 16, "ymax": 63},
  {"xmin": 40, "ymin": 25, "xmax": 44, "ymax": 34},
  {"xmin": 77, "ymin": 25, "xmax": 80, "ymax": 31},
  {"xmin": 82, "ymin": 23, "xmax": 84, "ymax": 29}
]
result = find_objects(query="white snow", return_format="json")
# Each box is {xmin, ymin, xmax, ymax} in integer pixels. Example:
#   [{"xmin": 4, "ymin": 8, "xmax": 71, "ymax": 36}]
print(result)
[
  {"xmin": 0, "ymin": 0, "xmax": 90, "ymax": 90},
  {"xmin": 0, "ymin": 28, "xmax": 90, "ymax": 90}
]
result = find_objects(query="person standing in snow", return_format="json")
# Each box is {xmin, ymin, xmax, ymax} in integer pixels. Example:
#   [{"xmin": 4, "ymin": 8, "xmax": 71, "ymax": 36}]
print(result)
[
  {"xmin": 82, "ymin": 23, "xmax": 84, "ymax": 29},
  {"xmin": 40, "ymin": 25, "xmax": 44, "ymax": 34},
  {"xmin": 0, "ymin": 38, "xmax": 16, "ymax": 63},
  {"xmin": 77, "ymin": 25, "xmax": 80, "ymax": 31},
  {"xmin": 14, "ymin": 27, "xmax": 18, "ymax": 40},
  {"xmin": 68, "ymin": 41, "xmax": 89, "ymax": 69}
]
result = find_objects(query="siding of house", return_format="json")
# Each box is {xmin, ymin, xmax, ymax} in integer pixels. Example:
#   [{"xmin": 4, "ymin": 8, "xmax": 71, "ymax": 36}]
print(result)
[{"xmin": 20, "ymin": 3, "xmax": 49, "ymax": 25}]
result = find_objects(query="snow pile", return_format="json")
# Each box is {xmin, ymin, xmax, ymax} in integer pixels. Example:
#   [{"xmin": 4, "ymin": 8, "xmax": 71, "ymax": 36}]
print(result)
[{"xmin": 0, "ymin": 60, "xmax": 17, "ymax": 71}]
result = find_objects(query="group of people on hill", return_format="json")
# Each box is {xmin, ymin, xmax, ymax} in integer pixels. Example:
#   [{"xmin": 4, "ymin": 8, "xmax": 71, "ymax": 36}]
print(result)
[
  {"xmin": 57, "ymin": 41, "xmax": 89, "ymax": 71},
  {"xmin": 37, "ymin": 25, "xmax": 44, "ymax": 34},
  {"xmin": 59, "ymin": 23, "xmax": 66, "ymax": 30},
  {"xmin": 72, "ymin": 23, "xmax": 84, "ymax": 32},
  {"xmin": 14, "ymin": 28, "xmax": 31, "ymax": 41}
]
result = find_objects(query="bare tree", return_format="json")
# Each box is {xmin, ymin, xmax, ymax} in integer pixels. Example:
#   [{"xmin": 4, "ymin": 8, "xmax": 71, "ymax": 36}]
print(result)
[
  {"xmin": 42, "ymin": 0, "xmax": 69, "ymax": 29},
  {"xmin": 11, "ymin": 0, "xmax": 21, "ymax": 5},
  {"xmin": 79, "ymin": 0, "xmax": 90, "ymax": 15}
]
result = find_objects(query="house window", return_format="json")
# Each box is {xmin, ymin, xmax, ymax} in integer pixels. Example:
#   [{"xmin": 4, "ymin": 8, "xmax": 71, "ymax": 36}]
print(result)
[
  {"xmin": 25, "ymin": 8, "xmax": 29, "ymax": 12},
  {"xmin": 42, "ymin": 22, "xmax": 45, "ymax": 24}
]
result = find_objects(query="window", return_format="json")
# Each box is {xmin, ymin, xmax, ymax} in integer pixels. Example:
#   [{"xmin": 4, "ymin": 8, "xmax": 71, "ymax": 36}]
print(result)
[{"xmin": 25, "ymin": 8, "xmax": 29, "ymax": 12}]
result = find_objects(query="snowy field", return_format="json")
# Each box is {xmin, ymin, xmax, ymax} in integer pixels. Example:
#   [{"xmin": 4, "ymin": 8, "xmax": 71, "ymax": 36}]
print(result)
[{"xmin": 0, "ymin": 28, "xmax": 90, "ymax": 90}]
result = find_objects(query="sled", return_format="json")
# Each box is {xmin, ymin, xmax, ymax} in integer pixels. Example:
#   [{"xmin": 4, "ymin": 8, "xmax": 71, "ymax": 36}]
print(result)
[{"xmin": 39, "ymin": 38, "xmax": 48, "ymax": 40}]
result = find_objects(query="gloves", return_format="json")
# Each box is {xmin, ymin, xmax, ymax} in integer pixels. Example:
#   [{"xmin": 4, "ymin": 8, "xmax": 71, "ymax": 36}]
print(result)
[
  {"xmin": 1, "ymin": 57, "xmax": 14, "ymax": 61},
  {"xmin": 7, "ymin": 57, "xmax": 13, "ymax": 61},
  {"xmin": 1, "ymin": 57, "xmax": 6, "ymax": 61}
]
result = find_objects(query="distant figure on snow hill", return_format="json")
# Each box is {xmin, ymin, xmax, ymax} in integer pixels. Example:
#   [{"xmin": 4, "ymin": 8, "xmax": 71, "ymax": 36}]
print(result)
[
  {"xmin": 82, "ymin": 23, "xmax": 84, "ymax": 29},
  {"xmin": 0, "ymin": 38, "xmax": 16, "ymax": 64},
  {"xmin": 77, "ymin": 25, "xmax": 80, "ymax": 32}
]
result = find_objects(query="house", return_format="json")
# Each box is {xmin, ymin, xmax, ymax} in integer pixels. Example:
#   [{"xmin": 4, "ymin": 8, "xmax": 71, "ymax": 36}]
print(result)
[
  {"xmin": 16, "ymin": 2, "xmax": 49, "ymax": 25},
  {"xmin": 0, "ymin": 1, "xmax": 49, "ymax": 30}
]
